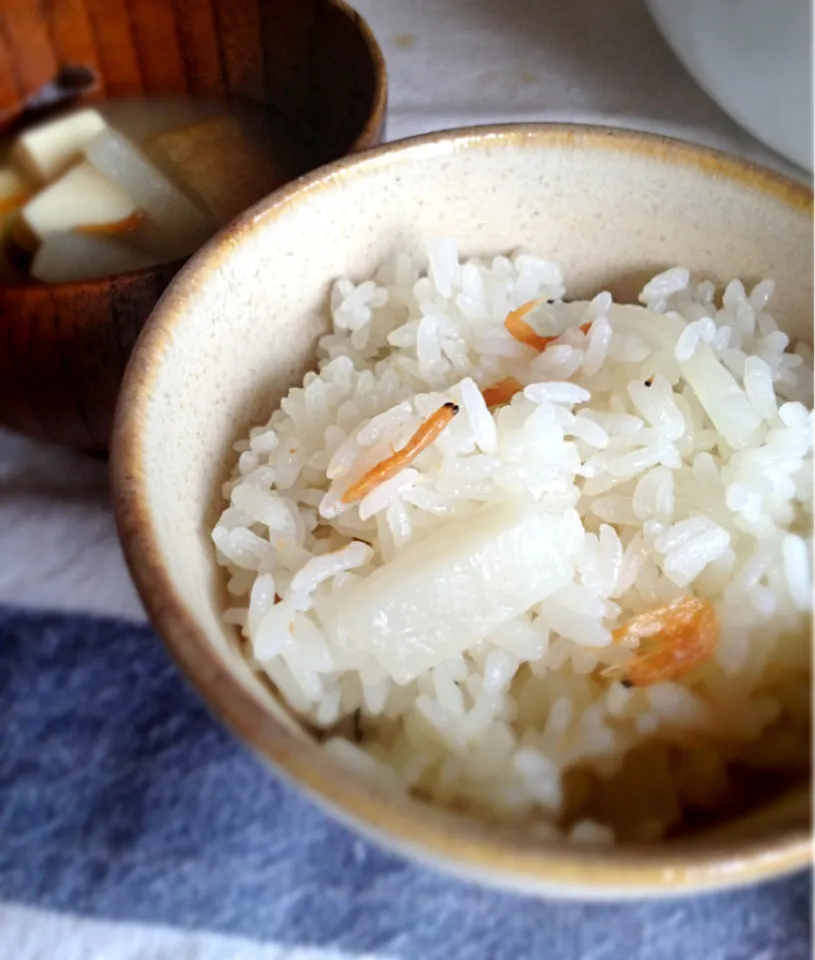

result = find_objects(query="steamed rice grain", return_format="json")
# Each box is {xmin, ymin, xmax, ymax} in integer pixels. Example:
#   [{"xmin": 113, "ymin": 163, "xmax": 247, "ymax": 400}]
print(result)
[{"xmin": 213, "ymin": 240, "xmax": 813, "ymax": 843}]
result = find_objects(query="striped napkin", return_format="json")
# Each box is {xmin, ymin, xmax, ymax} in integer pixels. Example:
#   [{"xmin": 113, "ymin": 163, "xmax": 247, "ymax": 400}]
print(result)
[
  {"xmin": 0, "ymin": 604, "xmax": 810, "ymax": 960},
  {"xmin": 0, "ymin": 2, "xmax": 809, "ymax": 955}
]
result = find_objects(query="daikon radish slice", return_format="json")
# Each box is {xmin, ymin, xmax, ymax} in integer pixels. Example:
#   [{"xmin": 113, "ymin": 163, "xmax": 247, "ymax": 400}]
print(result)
[{"xmin": 317, "ymin": 498, "xmax": 579, "ymax": 684}]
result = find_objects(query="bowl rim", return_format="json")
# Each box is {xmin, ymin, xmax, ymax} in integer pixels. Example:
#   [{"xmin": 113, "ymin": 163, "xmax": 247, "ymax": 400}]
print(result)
[
  {"xmin": 0, "ymin": 0, "xmax": 387, "ymax": 296},
  {"xmin": 111, "ymin": 122, "xmax": 813, "ymax": 897}
]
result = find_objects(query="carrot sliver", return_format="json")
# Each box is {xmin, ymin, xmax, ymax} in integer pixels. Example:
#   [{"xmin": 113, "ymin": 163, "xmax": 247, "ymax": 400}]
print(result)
[
  {"xmin": 77, "ymin": 211, "xmax": 144, "ymax": 236},
  {"xmin": 0, "ymin": 194, "xmax": 27, "ymax": 216},
  {"xmin": 481, "ymin": 377, "xmax": 524, "ymax": 407},
  {"xmin": 504, "ymin": 300, "xmax": 595, "ymax": 352},
  {"xmin": 503, "ymin": 298, "xmax": 555, "ymax": 351},
  {"xmin": 341, "ymin": 402, "xmax": 459, "ymax": 504}
]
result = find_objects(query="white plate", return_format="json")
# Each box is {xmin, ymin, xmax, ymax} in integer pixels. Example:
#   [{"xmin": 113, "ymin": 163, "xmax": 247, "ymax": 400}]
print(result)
[{"xmin": 647, "ymin": 0, "xmax": 813, "ymax": 171}]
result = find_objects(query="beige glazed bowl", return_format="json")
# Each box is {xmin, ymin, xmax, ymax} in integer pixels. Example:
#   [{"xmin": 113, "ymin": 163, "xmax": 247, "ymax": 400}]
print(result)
[{"xmin": 112, "ymin": 124, "xmax": 813, "ymax": 899}]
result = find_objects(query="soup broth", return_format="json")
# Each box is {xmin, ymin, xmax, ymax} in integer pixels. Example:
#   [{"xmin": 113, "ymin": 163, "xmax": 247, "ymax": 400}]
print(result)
[{"xmin": 0, "ymin": 97, "xmax": 318, "ymax": 284}]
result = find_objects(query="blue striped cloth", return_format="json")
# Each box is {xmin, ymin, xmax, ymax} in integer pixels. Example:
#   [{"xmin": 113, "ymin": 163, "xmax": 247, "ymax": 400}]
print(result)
[{"xmin": 0, "ymin": 604, "xmax": 810, "ymax": 959}]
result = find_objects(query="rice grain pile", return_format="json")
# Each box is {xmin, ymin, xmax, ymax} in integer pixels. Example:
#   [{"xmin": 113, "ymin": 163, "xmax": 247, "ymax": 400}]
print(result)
[{"xmin": 213, "ymin": 241, "xmax": 813, "ymax": 843}]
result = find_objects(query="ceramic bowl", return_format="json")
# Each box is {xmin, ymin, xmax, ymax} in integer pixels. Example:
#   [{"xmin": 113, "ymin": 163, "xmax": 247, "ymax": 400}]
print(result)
[
  {"xmin": 0, "ymin": 0, "xmax": 386, "ymax": 453},
  {"xmin": 112, "ymin": 124, "xmax": 812, "ymax": 898}
]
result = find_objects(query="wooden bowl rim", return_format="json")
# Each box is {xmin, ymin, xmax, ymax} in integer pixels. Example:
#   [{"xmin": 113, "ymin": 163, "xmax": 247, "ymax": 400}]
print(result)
[
  {"xmin": 0, "ymin": 0, "xmax": 387, "ymax": 298},
  {"xmin": 112, "ymin": 122, "xmax": 813, "ymax": 898}
]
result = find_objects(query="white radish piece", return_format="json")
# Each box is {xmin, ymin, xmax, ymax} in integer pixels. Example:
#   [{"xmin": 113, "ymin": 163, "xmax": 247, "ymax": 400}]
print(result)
[
  {"xmin": 85, "ymin": 128, "xmax": 213, "ymax": 259},
  {"xmin": 317, "ymin": 498, "xmax": 577, "ymax": 684},
  {"xmin": 31, "ymin": 232, "xmax": 159, "ymax": 283}
]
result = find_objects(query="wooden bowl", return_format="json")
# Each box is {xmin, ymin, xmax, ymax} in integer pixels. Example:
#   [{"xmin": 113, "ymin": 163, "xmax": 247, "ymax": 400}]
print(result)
[
  {"xmin": 0, "ymin": 0, "xmax": 386, "ymax": 453},
  {"xmin": 112, "ymin": 125, "xmax": 812, "ymax": 898}
]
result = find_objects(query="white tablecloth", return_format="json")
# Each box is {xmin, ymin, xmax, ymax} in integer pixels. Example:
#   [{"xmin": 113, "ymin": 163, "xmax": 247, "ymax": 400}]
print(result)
[
  {"xmin": 0, "ymin": 2, "xmax": 807, "ymax": 957},
  {"xmin": 0, "ymin": 0, "xmax": 800, "ymax": 621}
]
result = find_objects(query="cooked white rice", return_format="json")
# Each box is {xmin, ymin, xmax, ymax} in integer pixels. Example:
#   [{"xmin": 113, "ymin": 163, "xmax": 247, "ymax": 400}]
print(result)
[{"xmin": 213, "ymin": 241, "xmax": 813, "ymax": 843}]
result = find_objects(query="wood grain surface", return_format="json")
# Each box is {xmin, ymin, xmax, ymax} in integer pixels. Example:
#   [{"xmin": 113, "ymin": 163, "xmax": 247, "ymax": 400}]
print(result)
[{"xmin": 0, "ymin": 0, "xmax": 386, "ymax": 451}]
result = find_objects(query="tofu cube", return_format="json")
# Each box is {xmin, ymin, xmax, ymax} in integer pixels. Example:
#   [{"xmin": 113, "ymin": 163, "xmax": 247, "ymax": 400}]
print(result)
[
  {"xmin": 20, "ymin": 161, "xmax": 139, "ymax": 245},
  {"xmin": 11, "ymin": 108, "xmax": 108, "ymax": 184},
  {"xmin": 152, "ymin": 115, "xmax": 282, "ymax": 223}
]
